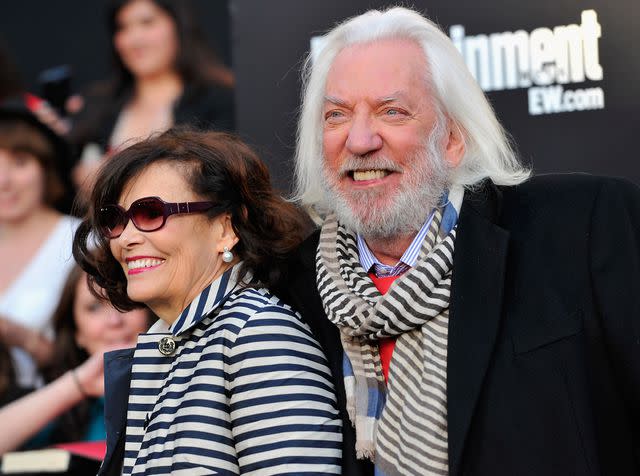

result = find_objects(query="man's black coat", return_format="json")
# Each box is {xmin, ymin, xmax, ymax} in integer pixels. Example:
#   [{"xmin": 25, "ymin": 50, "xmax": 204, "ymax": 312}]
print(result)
[{"xmin": 274, "ymin": 174, "xmax": 640, "ymax": 476}]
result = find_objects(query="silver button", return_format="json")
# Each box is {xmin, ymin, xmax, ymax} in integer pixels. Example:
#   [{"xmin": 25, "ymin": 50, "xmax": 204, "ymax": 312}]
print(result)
[{"xmin": 158, "ymin": 336, "xmax": 176, "ymax": 356}]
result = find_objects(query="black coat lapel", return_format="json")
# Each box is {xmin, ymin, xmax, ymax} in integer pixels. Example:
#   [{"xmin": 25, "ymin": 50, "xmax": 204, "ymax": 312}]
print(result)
[
  {"xmin": 99, "ymin": 348, "xmax": 134, "ymax": 476},
  {"xmin": 447, "ymin": 184, "xmax": 509, "ymax": 476}
]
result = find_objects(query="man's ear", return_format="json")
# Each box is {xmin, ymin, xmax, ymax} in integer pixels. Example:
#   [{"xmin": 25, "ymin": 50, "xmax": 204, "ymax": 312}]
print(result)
[{"xmin": 444, "ymin": 120, "xmax": 465, "ymax": 168}]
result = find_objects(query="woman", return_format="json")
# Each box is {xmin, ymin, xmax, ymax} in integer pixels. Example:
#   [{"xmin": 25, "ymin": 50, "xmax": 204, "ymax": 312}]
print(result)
[
  {"xmin": 69, "ymin": 0, "xmax": 234, "ymax": 201},
  {"xmin": 0, "ymin": 265, "xmax": 151, "ymax": 454},
  {"xmin": 73, "ymin": 128, "xmax": 342, "ymax": 475},
  {"xmin": 0, "ymin": 95, "xmax": 79, "ymax": 389}
]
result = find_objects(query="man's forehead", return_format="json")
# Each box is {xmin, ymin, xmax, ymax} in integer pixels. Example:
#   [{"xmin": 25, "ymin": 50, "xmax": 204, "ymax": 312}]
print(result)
[
  {"xmin": 324, "ymin": 39, "xmax": 429, "ymax": 102},
  {"xmin": 330, "ymin": 38, "xmax": 425, "ymax": 68}
]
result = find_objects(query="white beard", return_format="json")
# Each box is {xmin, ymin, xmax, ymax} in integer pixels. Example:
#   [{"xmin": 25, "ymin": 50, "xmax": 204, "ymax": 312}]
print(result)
[{"xmin": 321, "ymin": 120, "xmax": 451, "ymax": 240}]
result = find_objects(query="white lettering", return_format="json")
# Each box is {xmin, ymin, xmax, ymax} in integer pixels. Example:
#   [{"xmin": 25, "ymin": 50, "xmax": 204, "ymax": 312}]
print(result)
[
  {"xmin": 465, "ymin": 34, "xmax": 491, "ymax": 90},
  {"xmin": 450, "ymin": 10, "xmax": 604, "ymax": 93},
  {"xmin": 528, "ymin": 85, "xmax": 605, "ymax": 115},
  {"xmin": 581, "ymin": 10, "xmax": 603, "ymax": 80},
  {"xmin": 489, "ymin": 30, "xmax": 530, "ymax": 89},
  {"xmin": 529, "ymin": 27, "xmax": 556, "ymax": 85},
  {"xmin": 553, "ymin": 24, "xmax": 584, "ymax": 83}
]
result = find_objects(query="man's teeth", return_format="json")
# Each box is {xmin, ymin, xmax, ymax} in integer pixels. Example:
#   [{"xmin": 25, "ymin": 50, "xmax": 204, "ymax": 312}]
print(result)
[
  {"xmin": 352, "ymin": 170, "xmax": 389, "ymax": 181},
  {"xmin": 127, "ymin": 258, "xmax": 164, "ymax": 270}
]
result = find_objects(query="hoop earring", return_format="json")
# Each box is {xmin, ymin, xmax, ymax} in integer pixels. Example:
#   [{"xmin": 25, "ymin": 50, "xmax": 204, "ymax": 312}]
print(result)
[{"xmin": 222, "ymin": 246, "xmax": 234, "ymax": 263}]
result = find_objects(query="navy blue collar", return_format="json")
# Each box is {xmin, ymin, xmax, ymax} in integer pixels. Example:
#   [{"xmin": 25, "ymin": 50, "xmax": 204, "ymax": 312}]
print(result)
[{"xmin": 168, "ymin": 266, "xmax": 241, "ymax": 336}]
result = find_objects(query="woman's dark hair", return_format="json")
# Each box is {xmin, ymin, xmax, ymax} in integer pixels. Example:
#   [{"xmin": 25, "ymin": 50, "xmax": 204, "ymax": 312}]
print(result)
[
  {"xmin": 107, "ymin": 0, "xmax": 233, "ymax": 95},
  {"xmin": 73, "ymin": 127, "xmax": 312, "ymax": 311}
]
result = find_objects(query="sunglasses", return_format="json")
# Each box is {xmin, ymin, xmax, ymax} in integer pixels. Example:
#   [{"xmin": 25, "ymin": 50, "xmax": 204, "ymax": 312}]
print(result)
[{"xmin": 98, "ymin": 196, "xmax": 216, "ymax": 239}]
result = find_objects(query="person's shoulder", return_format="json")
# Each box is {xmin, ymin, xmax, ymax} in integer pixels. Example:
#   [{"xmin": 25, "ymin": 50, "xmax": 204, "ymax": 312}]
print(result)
[
  {"xmin": 492, "ymin": 173, "xmax": 640, "ymax": 233},
  {"xmin": 502, "ymin": 173, "xmax": 639, "ymax": 208},
  {"xmin": 230, "ymin": 286, "xmax": 301, "ymax": 321},
  {"xmin": 179, "ymin": 81, "xmax": 233, "ymax": 111},
  {"xmin": 512, "ymin": 172, "xmax": 635, "ymax": 192},
  {"xmin": 75, "ymin": 80, "xmax": 122, "ymax": 112},
  {"xmin": 226, "ymin": 287, "xmax": 318, "ymax": 334},
  {"xmin": 287, "ymin": 228, "xmax": 321, "ymax": 268},
  {"xmin": 176, "ymin": 81, "xmax": 235, "ymax": 131}
]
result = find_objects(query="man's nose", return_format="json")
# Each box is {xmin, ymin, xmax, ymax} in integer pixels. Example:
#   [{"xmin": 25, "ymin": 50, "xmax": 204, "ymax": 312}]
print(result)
[{"xmin": 345, "ymin": 114, "xmax": 383, "ymax": 156}]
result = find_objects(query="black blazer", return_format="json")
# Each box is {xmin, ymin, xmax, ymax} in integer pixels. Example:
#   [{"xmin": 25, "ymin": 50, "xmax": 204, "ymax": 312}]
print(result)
[
  {"xmin": 274, "ymin": 174, "xmax": 640, "ymax": 476},
  {"xmin": 69, "ymin": 82, "xmax": 235, "ymax": 155}
]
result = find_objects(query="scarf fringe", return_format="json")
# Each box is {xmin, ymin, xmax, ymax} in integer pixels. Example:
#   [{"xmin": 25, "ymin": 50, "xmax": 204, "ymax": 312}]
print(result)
[{"xmin": 355, "ymin": 442, "xmax": 375, "ymax": 461}]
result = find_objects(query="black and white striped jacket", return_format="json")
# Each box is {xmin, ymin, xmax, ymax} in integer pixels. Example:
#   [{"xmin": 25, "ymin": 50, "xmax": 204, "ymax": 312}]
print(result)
[{"xmin": 100, "ymin": 266, "xmax": 342, "ymax": 475}]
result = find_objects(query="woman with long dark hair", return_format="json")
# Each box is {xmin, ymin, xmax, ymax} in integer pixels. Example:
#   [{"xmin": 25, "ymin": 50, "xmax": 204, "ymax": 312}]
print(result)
[{"xmin": 70, "ymin": 0, "xmax": 234, "ymax": 203}]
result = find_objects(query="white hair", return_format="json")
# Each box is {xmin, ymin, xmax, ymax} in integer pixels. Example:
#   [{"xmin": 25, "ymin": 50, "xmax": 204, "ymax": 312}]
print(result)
[{"xmin": 293, "ymin": 6, "xmax": 530, "ymax": 208}]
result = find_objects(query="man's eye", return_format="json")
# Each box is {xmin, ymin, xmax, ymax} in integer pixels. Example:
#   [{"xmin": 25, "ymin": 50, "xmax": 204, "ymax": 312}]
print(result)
[{"xmin": 325, "ymin": 110, "xmax": 346, "ymax": 122}]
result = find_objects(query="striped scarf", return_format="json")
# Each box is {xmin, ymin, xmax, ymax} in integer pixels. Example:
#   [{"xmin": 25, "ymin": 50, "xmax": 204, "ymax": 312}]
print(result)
[{"xmin": 316, "ymin": 189, "xmax": 461, "ymax": 476}]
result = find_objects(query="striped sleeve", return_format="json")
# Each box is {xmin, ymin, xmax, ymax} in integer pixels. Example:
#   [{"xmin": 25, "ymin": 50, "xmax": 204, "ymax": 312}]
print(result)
[{"xmin": 225, "ymin": 298, "xmax": 342, "ymax": 475}]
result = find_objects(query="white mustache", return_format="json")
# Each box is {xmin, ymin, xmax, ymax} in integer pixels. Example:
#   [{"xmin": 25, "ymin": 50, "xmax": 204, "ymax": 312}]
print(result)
[{"xmin": 338, "ymin": 155, "xmax": 403, "ymax": 175}]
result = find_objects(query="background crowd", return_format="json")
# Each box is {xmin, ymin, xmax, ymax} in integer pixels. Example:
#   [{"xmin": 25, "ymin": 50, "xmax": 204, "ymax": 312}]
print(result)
[{"xmin": 0, "ymin": 0, "xmax": 234, "ymax": 453}]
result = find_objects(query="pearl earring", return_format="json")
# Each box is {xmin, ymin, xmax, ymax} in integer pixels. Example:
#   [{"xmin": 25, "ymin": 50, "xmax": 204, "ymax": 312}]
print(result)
[{"xmin": 222, "ymin": 246, "xmax": 233, "ymax": 263}]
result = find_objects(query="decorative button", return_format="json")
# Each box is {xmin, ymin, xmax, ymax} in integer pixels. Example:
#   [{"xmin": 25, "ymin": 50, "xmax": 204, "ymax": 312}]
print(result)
[{"xmin": 158, "ymin": 336, "xmax": 176, "ymax": 356}]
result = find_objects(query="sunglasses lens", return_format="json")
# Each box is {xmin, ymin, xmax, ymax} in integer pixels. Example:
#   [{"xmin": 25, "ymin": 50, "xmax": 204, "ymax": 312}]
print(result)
[
  {"xmin": 99, "ymin": 206, "xmax": 126, "ymax": 238},
  {"xmin": 130, "ymin": 198, "xmax": 165, "ymax": 231}
]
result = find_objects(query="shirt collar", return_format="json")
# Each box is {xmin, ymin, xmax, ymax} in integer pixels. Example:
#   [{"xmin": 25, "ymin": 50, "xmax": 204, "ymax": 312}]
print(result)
[
  {"xmin": 357, "ymin": 210, "xmax": 435, "ymax": 277},
  {"xmin": 356, "ymin": 188, "xmax": 463, "ymax": 277},
  {"xmin": 167, "ymin": 265, "xmax": 242, "ymax": 336}
]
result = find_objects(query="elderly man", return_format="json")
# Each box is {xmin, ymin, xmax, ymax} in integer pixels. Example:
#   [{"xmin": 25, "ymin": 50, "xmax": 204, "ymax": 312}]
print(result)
[{"xmin": 275, "ymin": 6, "xmax": 640, "ymax": 476}]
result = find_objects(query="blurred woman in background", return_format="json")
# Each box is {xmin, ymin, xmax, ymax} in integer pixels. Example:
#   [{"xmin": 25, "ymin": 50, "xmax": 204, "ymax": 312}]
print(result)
[
  {"xmin": 70, "ymin": 0, "xmax": 235, "ymax": 203},
  {"xmin": 0, "ymin": 96, "xmax": 79, "ymax": 390},
  {"xmin": 0, "ymin": 265, "xmax": 152, "ymax": 454}
]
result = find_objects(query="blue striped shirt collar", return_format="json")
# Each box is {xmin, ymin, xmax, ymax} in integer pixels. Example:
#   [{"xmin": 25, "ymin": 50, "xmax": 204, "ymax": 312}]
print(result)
[
  {"xmin": 357, "ymin": 211, "xmax": 435, "ymax": 277},
  {"xmin": 357, "ymin": 189, "xmax": 462, "ymax": 277},
  {"xmin": 168, "ymin": 265, "xmax": 242, "ymax": 336}
]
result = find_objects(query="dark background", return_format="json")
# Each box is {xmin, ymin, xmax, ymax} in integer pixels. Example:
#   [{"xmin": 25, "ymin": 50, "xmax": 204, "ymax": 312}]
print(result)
[{"xmin": 1, "ymin": 0, "xmax": 638, "ymax": 193}]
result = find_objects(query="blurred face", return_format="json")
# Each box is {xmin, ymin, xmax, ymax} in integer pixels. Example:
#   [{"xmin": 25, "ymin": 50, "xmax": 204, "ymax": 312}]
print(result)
[
  {"xmin": 108, "ymin": 161, "xmax": 237, "ymax": 322},
  {"xmin": 322, "ymin": 38, "xmax": 462, "ymax": 239},
  {"xmin": 113, "ymin": 0, "xmax": 179, "ymax": 79},
  {"xmin": 74, "ymin": 274, "xmax": 149, "ymax": 355},
  {"xmin": 0, "ymin": 148, "xmax": 47, "ymax": 223}
]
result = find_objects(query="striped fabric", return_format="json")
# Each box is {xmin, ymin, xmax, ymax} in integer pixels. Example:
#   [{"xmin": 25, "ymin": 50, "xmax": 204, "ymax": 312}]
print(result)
[
  {"xmin": 316, "ymin": 186, "xmax": 463, "ymax": 476},
  {"xmin": 122, "ymin": 266, "xmax": 342, "ymax": 475}
]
